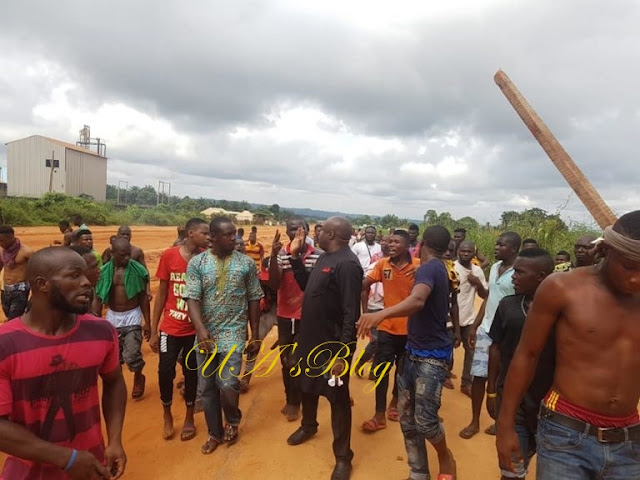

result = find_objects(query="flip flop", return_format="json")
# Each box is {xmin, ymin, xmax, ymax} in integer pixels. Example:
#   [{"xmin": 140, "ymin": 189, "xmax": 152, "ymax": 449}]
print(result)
[
  {"xmin": 386, "ymin": 407, "xmax": 400, "ymax": 422},
  {"xmin": 181, "ymin": 424, "xmax": 196, "ymax": 441},
  {"xmin": 436, "ymin": 449, "xmax": 457, "ymax": 480},
  {"xmin": 362, "ymin": 417, "xmax": 386, "ymax": 433},
  {"xmin": 459, "ymin": 425, "xmax": 479, "ymax": 439},
  {"xmin": 224, "ymin": 424, "xmax": 239, "ymax": 445},
  {"xmin": 201, "ymin": 436, "xmax": 221, "ymax": 455}
]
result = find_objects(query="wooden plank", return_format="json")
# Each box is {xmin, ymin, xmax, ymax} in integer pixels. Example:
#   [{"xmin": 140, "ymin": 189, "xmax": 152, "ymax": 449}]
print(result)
[{"xmin": 494, "ymin": 69, "xmax": 617, "ymax": 228}]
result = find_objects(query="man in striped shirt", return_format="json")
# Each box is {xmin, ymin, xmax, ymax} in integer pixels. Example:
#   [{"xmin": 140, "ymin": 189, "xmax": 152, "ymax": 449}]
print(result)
[
  {"xmin": 0, "ymin": 247, "xmax": 127, "ymax": 479},
  {"xmin": 268, "ymin": 216, "xmax": 321, "ymax": 422},
  {"xmin": 245, "ymin": 228, "xmax": 265, "ymax": 271}
]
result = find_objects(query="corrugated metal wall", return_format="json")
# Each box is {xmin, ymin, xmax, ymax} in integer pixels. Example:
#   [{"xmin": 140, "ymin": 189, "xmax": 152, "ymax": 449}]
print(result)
[
  {"xmin": 65, "ymin": 149, "xmax": 107, "ymax": 201},
  {"xmin": 7, "ymin": 136, "xmax": 66, "ymax": 197}
]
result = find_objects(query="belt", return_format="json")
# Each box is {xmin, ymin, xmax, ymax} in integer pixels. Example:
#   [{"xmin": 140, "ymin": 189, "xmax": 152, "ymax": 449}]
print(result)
[
  {"xmin": 540, "ymin": 405, "xmax": 640, "ymax": 443},
  {"xmin": 4, "ymin": 282, "xmax": 29, "ymax": 292},
  {"xmin": 406, "ymin": 354, "xmax": 448, "ymax": 367}
]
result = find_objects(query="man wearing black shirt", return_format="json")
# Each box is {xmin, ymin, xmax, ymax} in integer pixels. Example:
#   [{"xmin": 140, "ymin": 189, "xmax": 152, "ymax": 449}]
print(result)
[
  {"xmin": 285, "ymin": 217, "xmax": 363, "ymax": 480},
  {"xmin": 487, "ymin": 248, "xmax": 555, "ymax": 479}
]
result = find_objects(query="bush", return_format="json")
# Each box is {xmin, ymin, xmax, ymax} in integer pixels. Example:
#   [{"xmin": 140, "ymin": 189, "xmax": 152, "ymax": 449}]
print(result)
[{"xmin": 0, "ymin": 194, "xmax": 200, "ymax": 228}]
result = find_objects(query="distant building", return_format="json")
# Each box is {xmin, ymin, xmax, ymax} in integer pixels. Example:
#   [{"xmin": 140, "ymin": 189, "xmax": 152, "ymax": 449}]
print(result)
[
  {"xmin": 235, "ymin": 210, "xmax": 254, "ymax": 224},
  {"xmin": 5, "ymin": 134, "xmax": 107, "ymax": 201},
  {"xmin": 199, "ymin": 207, "xmax": 255, "ymax": 225},
  {"xmin": 200, "ymin": 207, "xmax": 240, "ymax": 218}
]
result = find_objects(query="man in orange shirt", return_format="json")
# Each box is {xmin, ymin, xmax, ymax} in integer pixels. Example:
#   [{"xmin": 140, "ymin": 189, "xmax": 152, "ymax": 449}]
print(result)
[
  {"xmin": 245, "ymin": 228, "xmax": 264, "ymax": 271},
  {"xmin": 361, "ymin": 229, "xmax": 421, "ymax": 433}
]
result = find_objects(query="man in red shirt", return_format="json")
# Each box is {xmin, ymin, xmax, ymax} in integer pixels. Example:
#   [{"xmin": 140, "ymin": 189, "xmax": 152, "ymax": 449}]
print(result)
[
  {"xmin": 268, "ymin": 216, "xmax": 321, "ymax": 422},
  {"xmin": 149, "ymin": 218, "xmax": 210, "ymax": 442},
  {"xmin": 0, "ymin": 247, "xmax": 127, "ymax": 479}
]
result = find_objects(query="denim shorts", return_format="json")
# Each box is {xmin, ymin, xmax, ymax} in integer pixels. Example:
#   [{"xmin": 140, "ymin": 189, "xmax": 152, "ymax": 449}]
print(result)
[
  {"xmin": 470, "ymin": 328, "xmax": 491, "ymax": 378},
  {"xmin": 536, "ymin": 414, "xmax": 640, "ymax": 480}
]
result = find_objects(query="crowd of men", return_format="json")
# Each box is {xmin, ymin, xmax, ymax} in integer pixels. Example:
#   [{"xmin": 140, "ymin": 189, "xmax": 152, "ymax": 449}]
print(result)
[{"xmin": 0, "ymin": 211, "xmax": 639, "ymax": 480}]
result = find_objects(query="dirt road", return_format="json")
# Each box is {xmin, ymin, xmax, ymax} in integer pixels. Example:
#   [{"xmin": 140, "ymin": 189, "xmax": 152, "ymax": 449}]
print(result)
[{"xmin": 1, "ymin": 225, "xmax": 511, "ymax": 479}]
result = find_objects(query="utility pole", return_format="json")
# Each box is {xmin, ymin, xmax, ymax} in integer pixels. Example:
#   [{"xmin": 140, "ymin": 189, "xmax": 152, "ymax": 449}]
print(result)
[
  {"xmin": 45, "ymin": 150, "xmax": 59, "ymax": 193},
  {"xmin": 117, "ymin": 180, "xmax": 129, "ymax": 206},
  {"xmin": 158, "ymin": 181, "xmax": 171, "ymax": 205}
]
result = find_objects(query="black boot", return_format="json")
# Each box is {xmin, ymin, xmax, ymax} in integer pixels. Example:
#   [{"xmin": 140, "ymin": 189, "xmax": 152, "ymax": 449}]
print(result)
[
  {"xmin": 287, "ymin": 427, "xmax": 317, "ymax": 446},
  {"xmin": 331, "ymin": 460, "xmax": 352, "ymax": 480}
]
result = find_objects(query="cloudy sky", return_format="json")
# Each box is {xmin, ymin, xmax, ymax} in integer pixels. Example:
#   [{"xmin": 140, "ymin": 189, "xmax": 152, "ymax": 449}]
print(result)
[{"xmin": 1, "ymin": 0, "xmax": 639, "ymax": 224}]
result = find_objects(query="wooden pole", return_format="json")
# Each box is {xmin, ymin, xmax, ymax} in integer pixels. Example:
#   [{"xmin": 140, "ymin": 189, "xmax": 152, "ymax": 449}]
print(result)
[
  {"xmin": 47, "ymin": 150, "xmax": 56, "ymax": 193},
  {"xmin": 494, "ymin": 69, "xmax": 617, "ymax": 229}
]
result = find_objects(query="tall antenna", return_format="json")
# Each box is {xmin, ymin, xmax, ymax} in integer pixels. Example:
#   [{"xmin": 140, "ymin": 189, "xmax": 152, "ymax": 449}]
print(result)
[
  {"xmin": 157, "ymin": 181, "xmax": 171, "ymax": 205},
  {"xmin": 117, "ymin": 180, "xmax": 128, "ymax": 206},
  {"xmin": 76, "ymin": 125, "xmax": 107, "ymax": 157}
]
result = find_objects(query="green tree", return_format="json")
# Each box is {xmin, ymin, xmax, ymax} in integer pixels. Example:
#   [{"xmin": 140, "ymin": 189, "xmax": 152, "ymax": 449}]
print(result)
[
  {"xmin": 106, "ymin": 184, "xmax": 118, "ymax": 201},
  {"xmin": 379, "ymin": 214, "xmax": 400, "ymax": 229}
]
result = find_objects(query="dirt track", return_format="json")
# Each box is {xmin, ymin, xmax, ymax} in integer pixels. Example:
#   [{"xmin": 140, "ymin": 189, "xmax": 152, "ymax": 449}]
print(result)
[{"xmin": 0, "ymin": 225, "xmax": 512, "ymax": 479}]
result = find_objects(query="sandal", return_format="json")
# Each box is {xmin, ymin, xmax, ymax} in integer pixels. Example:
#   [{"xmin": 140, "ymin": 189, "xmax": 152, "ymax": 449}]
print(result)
[
  {"xmin": 201, "ymin": 436, "xmax": 221, "ymax": 455},
  {"xmin": 180, "ymin": 424, "xmax": 196, "ymax": 441},
  {"xmin": 362, "ymin": 417, "xmax": 386, "ymax": 433},
  {"xmin": 223, "ymin": 424, "xmax": 239, "ymax": 445},
  {"xmin": 387, "ymin": 407, "xmax": 400, "ymax": 422},
  {"xmin": 132, "ymin": 374, "xmax": 146, "ymax": 400}
]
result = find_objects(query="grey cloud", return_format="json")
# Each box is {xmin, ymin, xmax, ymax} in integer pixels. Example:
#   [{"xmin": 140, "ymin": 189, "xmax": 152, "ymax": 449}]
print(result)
[{"xmin": 1, "ymin": 0, "xmax": 640, "ymax": 223}]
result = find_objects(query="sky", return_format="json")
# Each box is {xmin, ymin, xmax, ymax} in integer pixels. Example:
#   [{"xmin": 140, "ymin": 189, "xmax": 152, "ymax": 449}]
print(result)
[{"xmin": 1, "ymin": 0, "xmax": 639, "ymax": 225}]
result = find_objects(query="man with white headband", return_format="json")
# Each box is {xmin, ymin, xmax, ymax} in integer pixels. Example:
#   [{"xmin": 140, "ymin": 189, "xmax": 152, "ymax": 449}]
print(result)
[{"xmin": 497, "ymin": 210, "xmax": 640, "ymax": 480}]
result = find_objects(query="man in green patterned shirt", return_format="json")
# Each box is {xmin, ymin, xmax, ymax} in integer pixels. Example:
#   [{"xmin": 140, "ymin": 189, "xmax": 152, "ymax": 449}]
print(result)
[{"xmin": 185, "ymin": 216, "xmax": 263, "ymax": 455}]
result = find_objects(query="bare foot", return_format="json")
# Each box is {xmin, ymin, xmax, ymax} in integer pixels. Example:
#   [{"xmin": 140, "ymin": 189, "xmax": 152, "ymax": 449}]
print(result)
[
  {"xmin": 163, "ymin": 414, "xmax": 174, "ymax": 440},
  {"xmin": 239, "ymin": 378, "xmax": 250, "ymax": 394},
  {"xmin": 281, "ymin": 404, "xmax": 300, "ymax": 422},
  {"xmin": 460, "ymin": 385, "xmax": 472, "ymax": 398},
  {"xmin": 459, "ymin": 423, "xmax": 479, "ymax": 439}
]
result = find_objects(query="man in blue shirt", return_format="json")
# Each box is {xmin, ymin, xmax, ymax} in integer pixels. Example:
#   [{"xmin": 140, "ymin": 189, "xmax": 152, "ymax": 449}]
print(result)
[{"xmin": 358, "ymin": 225, "xmax": 456, "ymax": 480}]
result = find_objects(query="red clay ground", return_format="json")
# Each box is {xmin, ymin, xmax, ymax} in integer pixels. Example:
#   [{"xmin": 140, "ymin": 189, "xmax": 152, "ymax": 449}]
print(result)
[{"xmin": 0, "ymin": 225, "xmax": 516, "ymax": 479}]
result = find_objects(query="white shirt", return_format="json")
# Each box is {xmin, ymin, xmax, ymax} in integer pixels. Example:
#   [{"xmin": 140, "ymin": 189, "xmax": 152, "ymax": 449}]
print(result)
[
  {"xmin": 351, "ymin": 241, "xmax": 382, "ymax": 271},
  {"xmin": 365, "ymin": 259, "xmax": 384, "ymax": 311},
  {"xmin": 454, "ymin": 260, "xmax": 489, "ymax": 327}
]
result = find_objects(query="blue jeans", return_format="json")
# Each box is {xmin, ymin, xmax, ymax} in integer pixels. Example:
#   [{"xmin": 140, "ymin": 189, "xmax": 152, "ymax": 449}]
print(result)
[
  {"xmin": 397, "ymin": 354, "xmax": 448, "ymax": 480},
  {"xmin": 536, "ymin": 415, "xmax": 640, "ymax": 480},
  {"xmin": 196, "ymin": 349, "xmax": 243, "ymax": 441}
]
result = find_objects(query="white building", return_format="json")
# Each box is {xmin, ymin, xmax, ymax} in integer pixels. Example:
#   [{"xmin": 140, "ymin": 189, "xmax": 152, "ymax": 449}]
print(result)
[{"xmin": 5, "ymin": 135, "xmax": 107, "ymax": 201}]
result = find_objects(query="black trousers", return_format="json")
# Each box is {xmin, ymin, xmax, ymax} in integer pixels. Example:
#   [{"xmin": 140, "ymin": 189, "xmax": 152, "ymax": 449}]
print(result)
[
  {"xmin": 300, "ymin": 388, "xmax": 353, "ymax": 462},
  {"xmin": 277, "ymin": 317, "xmax": 302, "ymax": 406},
  {"xmin": 158, "ymin": 332, "xmax": 198, "ymax": 407},
  {"xmin": 373, "ymin": 331, "xmax": 407, "ymax": 413}
]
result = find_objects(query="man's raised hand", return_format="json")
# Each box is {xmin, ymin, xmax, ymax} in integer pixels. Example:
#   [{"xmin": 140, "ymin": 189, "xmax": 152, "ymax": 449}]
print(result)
[
  {"xmin": 271, "ymin": 230, "xmax": 282, "ymax": 257},
  {"xmin": 289, "ymin": 227, "xmax": 306, "ymax": 258}
]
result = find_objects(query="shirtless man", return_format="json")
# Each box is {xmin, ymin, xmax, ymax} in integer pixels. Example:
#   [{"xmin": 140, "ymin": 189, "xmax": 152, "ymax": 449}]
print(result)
[
  {"xmin": 94, "ymin": 237, "xmax": 150, "ymax": 400},
  {"xmin": 102, "ymin": 226, "xmax": 147, "ymax": 267},
  {"xmin": 497, "ymin": 211, "xmax": 640, "ymax": 479},
  {"xmin": 0, "ymin": 226, "xmax": 34, "ymax": 320},
  {"xmin": 52, "ymin": 221, "xmax": 74, "ymax": 246}
]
